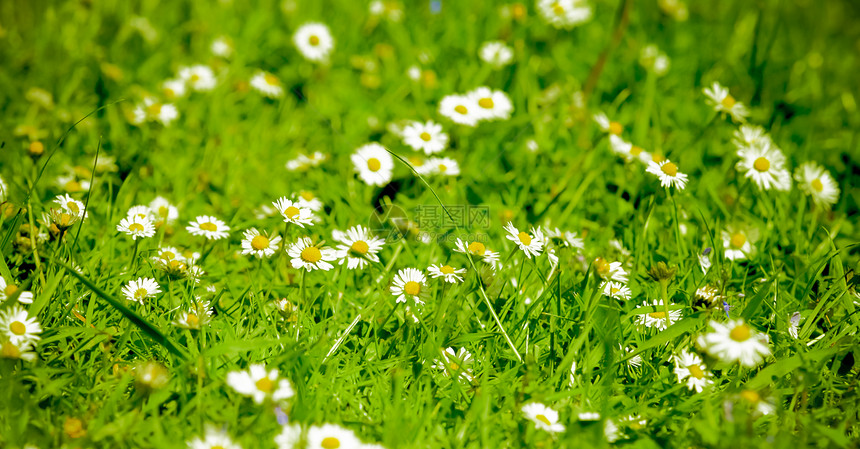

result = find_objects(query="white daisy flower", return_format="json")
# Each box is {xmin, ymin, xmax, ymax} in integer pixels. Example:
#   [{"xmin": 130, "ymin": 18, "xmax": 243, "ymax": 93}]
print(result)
[
  {"xmin": 601, "ymin": 281, "xmax": 631, "ymax": 301},
  {"xmin": 427, "ymin": 264, "xmax": 466, "ymax": 283},
  {"xmin": 179, "ymin": 65, "xmax": 216, "ymax": 92},
  {"xmin": 240, "ymin": 228, "xmax": 281, "ymax": 258},
  {"xmin": 521, "ymin": 403, "xmax": 566, "ymax": 433},
  {"xmin": 431, "ymin": 347, "xmax": 474, "ymax": 381},
  {"xmin": 695, "ymin": 285, "xmax": 722, "ymax": 305},
  {"xmin": 306, "ymin": 424, "xmax": 361, "ymax": 449},
  {"xmin": 593, "ymin": 112, "xmax": 623, "ymax": 135},
  {"xmin": 132, "ymin": 97, "xmax": 179, "ymax": 126},
  {"xmin": 736, "ymin": 143, "xmax": 791, "ymax": 191},
  {"xmin": 390, "ymin": 268, "xmax": 428, "ymax": 305},
  {"xmin": 545, "ymin": 227, "xmax": 585, "ymax": 250},
  {"xmin": 703, "ymin": 82, "xmax": 748, "ymax": 122},
  {"xmin": 211, "ymin": 36, "xmax": 233, "ymax": 58},
  {"xmin": 733, "ymin": 124, "xmax": 772, "ymax": 151},
  {"xmin": 250, "ymin": 71, "xmax": 284, "ymax": 99},
  {"xmin": 504, "ymin": 222, "xmax": 545, "ymax": 258},
  {"xmin": 608, "ymin": 135, "xmax": 650, "ymax": 163},
  {"xmin": 468, "ymin": 87, "xmax": 513, "ymax": 121},
  {"xmin": 332, "ymin": 225, "xmax": 384, "ymax": 270},
  {"xmin": 148, "ymin": 196, "xmax": 179, "ymax": 225},
  {"xmin": 454, "ymin": 238, "xmax": 501, "ymax": 268},
  {"xmin": 425, "ymin": 157, "xmax": 460, "ymax": 176},
  {"xmin": 351, "ymin": 143, "xmax": 394, "ymax": 186},
  {"xmin": 721, "ymin": 226, "xmax": 758, "ymax": 261},
  {"xmin": 295, "ymin": 191, "xmax": 324, "ymax": 211},
  {"xmin": 122, "ymin": 277, "xmax": 161, "ymax": 304},
  {"xmin": 698, "ymin": 248, "xmax": 712, "ymax": 274},
  {"xmin": 0, "ymin": 306, "xmax": 42, "ymax": 346},
  {"xmin": 126, "ymin": 205, "xmax": 151, "ymax": 220},
  {"xmin": 646, "ymin": 159, "xmax": 688, "ymax": 190},
  {"xmin": 697, "ymin": 319, "xmax": 771, "ymax": 367},
  {"xmin": 173, "ymin": 299, "xmax": 212, "ymax": 330},
  {"xmin": 438, "ymin": 94, "xmax": 481, "ymax": 127},
  {"xmin": 738, "ymin": 390, "xmax": 776, "ymax": 416},
  {"xmin": 0, "ymin": 338, "xmax": 37, "ymax": 362},
  {"xmin": 578, "ymin": 412, "xmax": 601, "ymax": 421},
  {"xmin": 187, "ymin": 215, "xmax": 230, "ymax": 240},
  {"xmin": 639, "ymin": 44, "xmax": 670, "ymax": 76},
  {"xmin": 161, "ymin": 78, "xmax": 186, "ymax": 100},
  {"xmin": 673, "ymin": 350, "xmax": 713, "ymax": 393},
  {"xmin": 636, "ymin": 299, "xmax": 682, "ymax": 330},
  {"xmin": 285, "ymin": 151, "xmax": 328, "ymax": 171},
  {"xmin": 287, "ymin": 238, "xmax": 337, "ymax": 271},
  {"xmin": 401, "ymin": 120, "xmax": 448, "ymax": 155},
  {"xmin": 0, "ymin": 278, "xmax": 34, "ymax": 305},
  {"xmin": 50, "ymin": 193, "xmax": 87, "ymax": 229},
  {"xmin": 594, "ymin": 257, "xmax": 628, "ymax": 283},
  {"xmin": 226, "ymin": 364, "xmax": 294, "ymax": 404},
  {"xmin": 293, "ymin": 22, "xmax": 334, "ymax": 62},
  {"xmin": 406, "ymin": 65, "xmax": 422, "ymax": 81},
  {"xmin": 794, "ymin": 162, "xmax": 839, "ymax": 207},
  {"xmin": 117, "ymin": 214, "xmax": 156, "ymax": 240},
  {"xmin": 272, "ymin": 197, "xmax": 315, "ymax": 227},
  {"xmin": 537, "ymin": 0, "xmax": 593, "ymax": 29},
  {"xmin": 479, "ymin": 41, "xmax": 514, "ymax": 68},
  {"xmin": 187, "ymin": 426, "xmax": 241, "ymax": 449},
  {"xmin": 0, "ymin": 175, "xmax": 7, "ymax": 202}
]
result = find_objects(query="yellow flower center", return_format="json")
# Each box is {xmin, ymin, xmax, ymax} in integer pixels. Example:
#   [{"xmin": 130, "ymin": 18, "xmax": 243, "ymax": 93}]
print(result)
[
  {"xmin": 4, "ymin": 284, "xmax": 18, "ymax": 297},
  {"xmin": 440, "ymin": 265, "xmax": 455, "ymax": 274},
  {"xmin": 478, "ymin": 97, "xmax": 494, "ymax": 109},
  {"xmin": 454, "ymin": 105, "xmax": 468, "ymax": 115},
  {"xmin": 409, "ymin": 157, "xmax": 424, "ymax": 166},
  {"xmin": 309, "ymin": 35, "xmax": 320, "ymax": 46},
  {"xmin": 301, "ymin": 246, "xmax": 322, "ymax": 263},
  {"xmin": 146, "ymin": 102, "xmax": 163, "ymax": 116},
  {"xmin": 740, "ymin": 390, "xmax": 760, "ymax": 403},
  {"xmin": 350, "ymin": 240, "xmax": 369, "ymax": 255},
  {"xmin": 367, "ymin": 158, "xmax": 382, "ymax": 172},
  {"xmin": 321, "ymin": 437, "xmax": 341, "ymax": 449},
  {"xmin": 449, "ymin": 362, "xmax": 460, "ymax": 371},
  {"xmin": 594, "ymin": 257, "xmax": 609, "ymax": 275},
  {"xmin": 512, "ymin": 3, "xmax": 526, "ymax": 19},
  {"xmin": 438, "ymin": 163, "xmax": 447, "ymax": 172},
  {"xmin": 284, "ymin": 206, "xmax": 301, "ymax": 219},
  {"xmin": 467, "ymin": 241, "xmax": 486, "ymax": 256},
  {"xmin": 608, "ymin": 121, "xmax": 623, "ymax": 135},
  {"xmin": 610, "ymin": 287, "xmax": 620, "ymax": 294},
  {"xmin": 264, "ymin": 73, "xmax": 280, "ymax": 87},
  {"xmin": 730, "ymin": 324, "xmax": 751, "ymax": 342},
  {"xmin": 811, "ymin": 178, "xmax": 823, "ymax": 192},
  {"xmin": 419, "ymin": 132, "xmax": 432, "ymax": 142},
  {"xmin": 134, "ymin": 288, "xmax": 149, "ymax": 300},
  {"xmin": 158, "ymin": 206, "xmax": 169, "ymax": 217},
  {"xmin": 551, "ymin": 3, "xmax": 564, "ymax": 15},
  {"xmin": 721, "ymin": 95, "xmax": 736, "ymax": 109},
  {"xmin": 660, "ymin": 162, "xmax": 678, "ymax": 177},
  {"xmin": 10, "ymin": 321, "xmax": 26, "ymax": 335},
  {"xmin": 199, "ymin": 222, "xmax": 218, "ymax": 232},
  {"xmin": 730, "ymin": 232, "xmax": 746, "ymax": 249},
  {"xmin": 251, "ymin": 235, "xmax": 270, "ymax": 250},
  {"xmin": 160, "ymin": 251, "xmax": 176, "ymax": 260},
  {"xmin": 1, "ymin": 341, "xmax": 20, "ymax": 358},
  {"xmin": 518, "ymin": 231, "xmax": 532, "ymax": 246},
  {"xmin": 59, "ymin": 213, "xmax": 72, "ymax": 227},
  {"xmin": 648, "ymin": 311, "xmax": 667, "ymax": 319},
  {"xmin": 688, "ymin": 364, "xmax": 705, "ymax": 379},
  {"xmin": 753, "ymin": 157, "xmax": 770, "ymax": 172},
  {"xmin": 630, "ymin": 145, "xmax": 643, "ymax": 156},
  {"xmin": 652, "ymin": 153, "xmax": 666, "ymax": 163},
  {"xmin": 255, "ymin": 377, "xmax": 274, "ymax": 393},
  {"xmin": 190, "ymin": 73, "xmax": 200, "ymax": 83},
  {"xmin": 300, "ymin": 191, "xmax": 315, "ymax": 201},
  {"xmin": 536, "ymin": 414, "xmax": 552, "ymax": 426},
  {"xmin": 404, "ymin": 281, "xmax": 421, "ymax": 296},
  {"xmin": 186, "ymin": 313, "xmax": 199, "ymax": 327},
  {"xmin": 129, "ymin": 223, "xmax": 145, "ymax": 233},
  {"xmin": 67, "ymin": 202, "xmax": 80, "ymax": 214}
]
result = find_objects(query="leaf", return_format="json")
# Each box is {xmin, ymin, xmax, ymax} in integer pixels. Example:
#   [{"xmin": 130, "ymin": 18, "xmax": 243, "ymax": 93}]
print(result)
[{"xmin": 741, "ymin": 281, "xmax": 772, "ymax": 321}]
